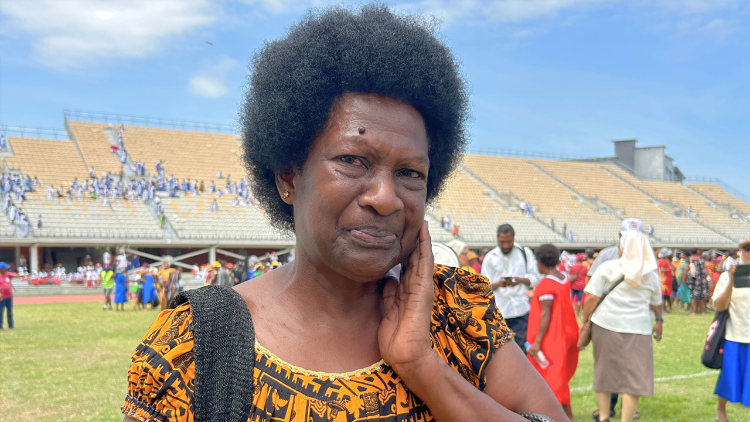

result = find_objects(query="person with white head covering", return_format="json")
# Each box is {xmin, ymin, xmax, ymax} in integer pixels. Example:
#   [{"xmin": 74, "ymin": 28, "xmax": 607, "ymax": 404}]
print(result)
[
  {"xmin": 446, "ymin": 239, "xmax": 475, "ymax": 274},
  {"xmin": 582, "ymin": 230, "xmax": 662, "ymax": 422},
  {"xmin": 587, "ymin": 219, "xmax": 648, "ymax": 420},
  {"xmin": 712, "ymin": 236, "xmax": 750, "ymax": 422}
]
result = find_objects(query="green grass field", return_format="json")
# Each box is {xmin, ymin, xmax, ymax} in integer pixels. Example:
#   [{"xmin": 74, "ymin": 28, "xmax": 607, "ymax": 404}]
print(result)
[{"xmin": 0, "ymin": 302, "xmax": 748, "ymax": 422}]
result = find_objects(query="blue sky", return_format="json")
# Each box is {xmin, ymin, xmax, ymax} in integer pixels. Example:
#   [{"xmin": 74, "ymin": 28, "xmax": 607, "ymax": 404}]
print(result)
[{"xmin": 1, "ymin": 0, "xmax": 748, "ymax": 196}]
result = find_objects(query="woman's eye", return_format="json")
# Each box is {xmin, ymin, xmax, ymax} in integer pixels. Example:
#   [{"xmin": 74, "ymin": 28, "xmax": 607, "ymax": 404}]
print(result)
[
  {"xmin": 340, "ymin": 156, "xmax": 365, "ymax": 166},
  {"xmin": 398, "ymin": 169, "xmax": 424, "ymax": 179}
]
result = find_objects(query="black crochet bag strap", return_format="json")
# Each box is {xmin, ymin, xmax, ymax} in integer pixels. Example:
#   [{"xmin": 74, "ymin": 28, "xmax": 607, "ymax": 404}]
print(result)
[{"xmin": 170, "ymin": 285, "xmax": 255, "ymax": 422}]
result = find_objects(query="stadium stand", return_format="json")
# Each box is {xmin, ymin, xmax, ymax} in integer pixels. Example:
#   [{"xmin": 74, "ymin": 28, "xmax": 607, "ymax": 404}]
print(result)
[
  {"xmin": 430, "ymin": 167, "xmax": 563, "ymax": 245},
  {"xmin": 603, "ymin": 165, "xmax": 748, "ymax": 242},
  {"xmin": 3, "ymin": 137, "xmax": 88, "ymax": 186},
  {"xmin": 533, "ymin": 160, "xmax": 733, "ymax": 245},
  {"xmin": 689, "ymin": 183, "xmax": 750, "ymax": 216},
  {"xmin": 23, "ymin": 191, "xmax": 162, "ymax": 240},
  {"xmin": 602, "ymin": 170, "xmax": 749, "ymax": 242},
  {"xmin": 0, "ymin": 208, "xmax": 16, "ymax": 237},
  {"xmin": 160, "ymin": 194, "xmax": 282, "ymax": 241},
  {"xmin": 462, "ymin": 155, "xmax": 622, "ymax": 243},
  {"xmin": 115, "ymin": 124, "xmax": 245, "ymax": 182},
  {"xmin": 66, "ymin": 121, "xmax": 123, "ymax": 176},
  {"xmin": 3, "ymin": 117, "xmax": 746, "ymax": 270}
]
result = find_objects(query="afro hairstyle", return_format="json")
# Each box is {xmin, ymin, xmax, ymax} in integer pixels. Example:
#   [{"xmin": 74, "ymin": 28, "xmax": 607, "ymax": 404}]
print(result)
[
  {"xmin": 240, "ymin": 4, "xmax": 469, "ymax": 231},
  {"xmin": 535, "ymin": 244, "xmax": 560, "ymax": 269}
]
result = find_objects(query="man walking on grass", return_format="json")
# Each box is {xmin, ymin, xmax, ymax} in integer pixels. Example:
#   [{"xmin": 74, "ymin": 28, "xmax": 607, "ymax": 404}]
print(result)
[
  {"xmin": 480, "ymin": 224, "xmax": 541, "ymax": 351},
  {"xmin": 0, "ymin": 262, "xmax": 18, "ymax": 329},
  {"xmin": 101, "ymin": 264, "xmax": 114, "ymax": 310}
]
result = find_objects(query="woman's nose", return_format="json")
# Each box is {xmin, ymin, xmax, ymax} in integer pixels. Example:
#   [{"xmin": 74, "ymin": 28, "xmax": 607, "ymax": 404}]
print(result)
[{"xmin": 358, "ymin": 172, "xmax": 404, "ymax": 216}]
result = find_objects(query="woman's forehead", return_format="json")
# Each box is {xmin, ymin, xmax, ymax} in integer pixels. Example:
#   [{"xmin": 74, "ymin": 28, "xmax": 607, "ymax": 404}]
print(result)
[
  {"xmin": 333, "ymin": 93, "xmax": 426, "ymax": 132},
  {"xmin": 318, "ymin": 93, "xmax": 429, "ymax": 156}
]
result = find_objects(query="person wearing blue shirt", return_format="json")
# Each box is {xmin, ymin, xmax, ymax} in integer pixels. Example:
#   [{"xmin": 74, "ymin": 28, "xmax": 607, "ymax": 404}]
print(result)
[
  {"xmin": 114, "ymin": 272, "xmax": 128, "ymax": 311},
  {"xmin": 142, "ymin": 271, "xmax": 156, "ymax": 309}
]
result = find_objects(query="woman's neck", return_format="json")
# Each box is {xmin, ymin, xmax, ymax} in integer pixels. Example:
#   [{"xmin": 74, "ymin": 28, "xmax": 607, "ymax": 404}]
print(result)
[
  {"xmin": 242, "ymin": 253, "xmax": 386, "ymax": 373},
  {"xmin": 268, "ymin": 254, "xmax": 384, "ymax": 321}
]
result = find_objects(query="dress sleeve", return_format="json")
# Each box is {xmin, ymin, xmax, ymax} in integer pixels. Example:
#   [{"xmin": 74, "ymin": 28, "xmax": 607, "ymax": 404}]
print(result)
[
  {"xmin": 712, "ymin": 272, "xmax": 731, "ymax": 302},
  {"xmin": 431, "ymin": 264, "xmax": 514, "ymax": 391},
  {"xmin": 121, "ymin": 304, "xmax": 196, "ymax": 422}
]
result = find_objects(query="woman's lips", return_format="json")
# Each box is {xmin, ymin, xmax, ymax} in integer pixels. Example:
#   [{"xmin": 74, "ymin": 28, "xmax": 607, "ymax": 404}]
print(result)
[{"xmin": 349, "ymin": 228, "xmax": 398, "ymax": 247}]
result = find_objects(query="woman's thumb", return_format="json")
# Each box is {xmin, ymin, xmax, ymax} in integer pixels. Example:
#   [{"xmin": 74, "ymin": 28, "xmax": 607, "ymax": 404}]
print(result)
[{"xmin": 382, "ymin": 278, "xmax": 398, "ymax": 312}]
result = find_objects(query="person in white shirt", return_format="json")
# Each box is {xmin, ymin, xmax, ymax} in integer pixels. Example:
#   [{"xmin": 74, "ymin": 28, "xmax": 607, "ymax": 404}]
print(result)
[
  {"xmin": 116, "ymin": 252, "xmax": 128, "ymax": 273},
  {"xmin": 712, "ymin": 237, "xmax": 750, "ymax": 421},
  {"xmin": 722, "ymin": 249, "xmax": 738, "ymax": 272},
  {"xmin": 480, "ymin": 224, "xmax": 540, "ymax": 351},
  {"xmin": 586, "ymin": 219, "xmax": 646, "ymax": 420},
  {"xmin": 583, "ymin": 230, "xmax": 662, "ymax": 422}
]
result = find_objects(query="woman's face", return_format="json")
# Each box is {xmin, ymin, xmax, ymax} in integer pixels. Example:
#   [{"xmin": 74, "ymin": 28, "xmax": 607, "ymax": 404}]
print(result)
[
  {"xmin": 458, "ymin": 249, "xmax": 470, "ymax": 268},
  {"xmin": 287, "ymin": 92, "xmax": 429, "ymax": 282},
  {"xmin": 741, "ymin": 247, "xmax": 750, "ymax": 264}
]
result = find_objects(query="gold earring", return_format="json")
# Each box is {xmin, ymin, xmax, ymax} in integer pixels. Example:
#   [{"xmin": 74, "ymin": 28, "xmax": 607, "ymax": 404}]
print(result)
[{"xmin": 282, "ymin": 191, "xmax": 290, "ymax": 199}]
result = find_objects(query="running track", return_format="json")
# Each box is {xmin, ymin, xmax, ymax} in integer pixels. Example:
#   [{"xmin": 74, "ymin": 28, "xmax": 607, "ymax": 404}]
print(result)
[{"xmin": 15, "ymin": 295, "xmax": 103, "ymax": 305}]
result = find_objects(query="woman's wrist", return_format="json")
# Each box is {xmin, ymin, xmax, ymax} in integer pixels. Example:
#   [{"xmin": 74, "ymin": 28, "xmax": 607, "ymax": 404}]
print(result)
[{"xmin": 391, "ymin": 349, "xmax": 444, "ymax": 388}]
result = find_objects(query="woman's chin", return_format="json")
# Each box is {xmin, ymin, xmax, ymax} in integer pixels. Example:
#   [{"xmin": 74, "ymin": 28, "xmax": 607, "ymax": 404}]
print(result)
[
  {"xmin": 325, "ymin": 238, "xmax": 412, "ymax": 282},
  {"xmin": 337, "ymin": 256, "xmax": 400, "ymax": 283}
]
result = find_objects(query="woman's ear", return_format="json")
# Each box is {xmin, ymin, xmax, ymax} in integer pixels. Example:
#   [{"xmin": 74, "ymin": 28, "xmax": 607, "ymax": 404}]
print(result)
[{"xmin": 275, "ymin": 170, "xmax": 296, "ymax": 204}]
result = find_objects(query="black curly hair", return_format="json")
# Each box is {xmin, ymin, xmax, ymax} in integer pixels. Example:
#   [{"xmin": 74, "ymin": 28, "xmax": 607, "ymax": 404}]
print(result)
[
  {"xmin": 535, "ymin": 244, "xmax": 560, "ymax": 268},
  {"xmin": 240, "ymin": 3, "xmax": 469, "ymax": 231}
]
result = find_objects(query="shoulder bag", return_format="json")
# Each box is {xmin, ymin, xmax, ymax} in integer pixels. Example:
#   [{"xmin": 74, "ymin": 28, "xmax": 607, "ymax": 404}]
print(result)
[
  {"xmin": 170, "ymin": 285, "xmax": 255, "ymax": 422},
  {"xmin": 701, "ymin": 310, "xmax": 729, "ymax": 369},
  {"xmin": 578, "ymin": 274, "xmax": 625, "ymax": 349}
]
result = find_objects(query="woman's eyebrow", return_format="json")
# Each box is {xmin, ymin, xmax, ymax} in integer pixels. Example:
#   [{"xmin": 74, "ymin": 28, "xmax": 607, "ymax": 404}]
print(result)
[
  {"xmin": 402, "ymin": 155, "xmax": 429, "ymax": 165},
  {"xmin": 341, "ymin": 137, "xmax": 429, "ymax": 164}
]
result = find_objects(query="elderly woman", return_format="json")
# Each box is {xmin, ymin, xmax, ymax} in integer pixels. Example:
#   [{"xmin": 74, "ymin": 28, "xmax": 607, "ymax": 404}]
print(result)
[
  {"xmin": 713, "ymin": 237, "xmax": 750, "ymax": 422},
  {"xmin": 121, "ymin": 5, "xmax": 566, "ymax": 422},
  {"xmin": 447, "ymin": 239, "xmax": 476, "ymax": 274},
  {"xmin": 582, "ymin": 231, "xmax": 663, "ymax": 422}
]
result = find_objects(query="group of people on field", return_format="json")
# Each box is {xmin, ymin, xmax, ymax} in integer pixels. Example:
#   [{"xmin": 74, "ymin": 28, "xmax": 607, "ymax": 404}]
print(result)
[
  {"xmin": 100, "ymin": 252, "xmax": 181, "ymax": 312},
  {"xmin": 447, "ymin": 218, "xmax": 748, "ymax": 422},
  {"xmin": 658, "ymin": 247, "xmax": 736, "ymax": 316}
]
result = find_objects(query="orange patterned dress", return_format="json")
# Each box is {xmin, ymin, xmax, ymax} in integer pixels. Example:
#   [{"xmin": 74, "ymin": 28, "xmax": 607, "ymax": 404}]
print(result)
[{"xmin": 121, "ymin": 265, "xmax": 513, "ymax": 422}]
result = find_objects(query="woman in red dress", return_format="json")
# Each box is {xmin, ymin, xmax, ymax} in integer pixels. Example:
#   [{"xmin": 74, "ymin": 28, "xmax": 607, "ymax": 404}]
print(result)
[
  {"xmin": 657, "ymin": 248, "xmax": 674, "ymax": 313},
  {"xmin": 527, "ymin": 244, "xmax": 580, "ymax": 421}
]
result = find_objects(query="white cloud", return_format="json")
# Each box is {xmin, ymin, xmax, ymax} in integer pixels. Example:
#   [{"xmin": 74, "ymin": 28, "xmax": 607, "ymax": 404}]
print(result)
[
  {"xmin": 642, "ymin": 0, "xmax": 747, "ymax": 41},
  {"xmin": 238, "ymin": 0, "xmax": 341, "ymax": 14},
  {"xmin": 189, "ymin": 76, "xmax": 229, "ymax": 98},
  {"xmin": 2, "ymin": 0, "xmax": 741, "ymax": 68},
  {"xmin": 645, "ymin": 0, "xmax": 746, "ymax": 14},
  {"xmin": 395, "ymin": 0, "xmax": 747, "ymax": 40},
  {"xmin": 0, "ymin": 0, "xmax": 218, "ymax": 68},
  {"xmin": 188, "ymin": 58, "xmax": 239, "ymax": 98},
  {"xmin": 395, "ymin": 0, "xmax": 611, "ymax": 27},
  {"xmin": 696, "ymin": 18, "xmax": 740, "ymax": 41}
]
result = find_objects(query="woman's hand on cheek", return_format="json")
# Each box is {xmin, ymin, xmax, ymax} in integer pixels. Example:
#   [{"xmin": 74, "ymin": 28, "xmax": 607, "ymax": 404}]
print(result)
[{"xmin": 378, "ymin": 221, "xmax": 435, "ymax": 376}]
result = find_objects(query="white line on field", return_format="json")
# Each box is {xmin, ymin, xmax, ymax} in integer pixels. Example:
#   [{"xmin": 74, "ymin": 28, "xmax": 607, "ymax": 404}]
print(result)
[{"xmin": 571, "ymin": 371, "xmax": 717, "ymax": 393}]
